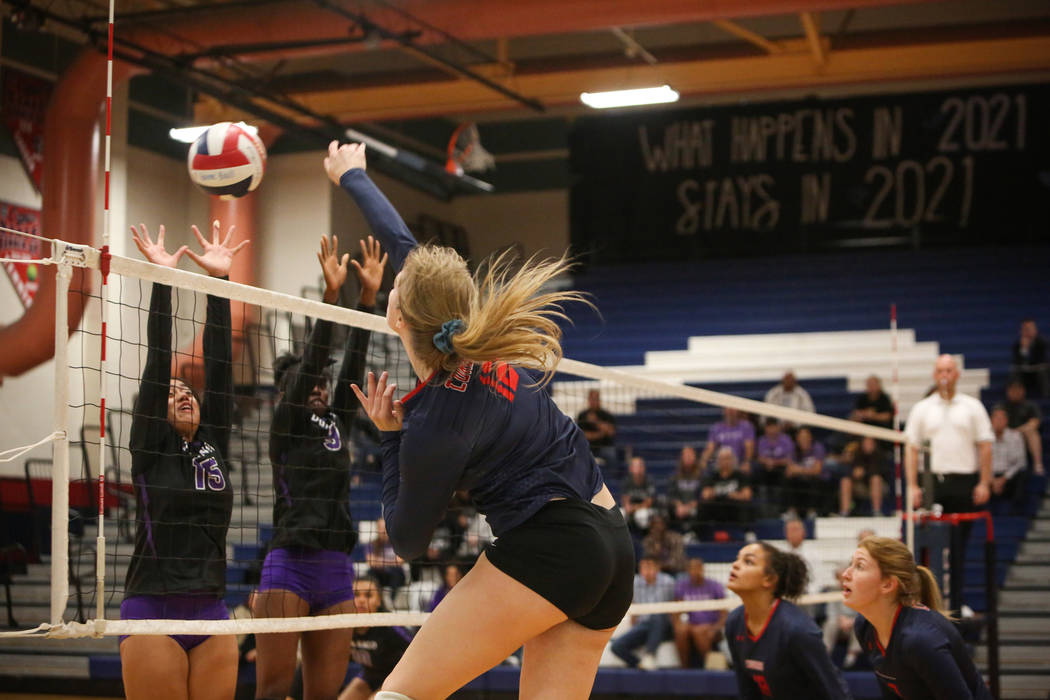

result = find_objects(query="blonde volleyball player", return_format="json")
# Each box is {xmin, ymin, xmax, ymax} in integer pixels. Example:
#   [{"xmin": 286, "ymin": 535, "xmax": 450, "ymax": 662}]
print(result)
[{"xmin": 327, "ymin": 141, "xmax": 635, "ymax": 700}]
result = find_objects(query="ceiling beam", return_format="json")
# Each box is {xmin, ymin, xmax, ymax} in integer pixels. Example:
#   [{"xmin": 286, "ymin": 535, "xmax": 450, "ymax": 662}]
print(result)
[
  {"xmin": 800, "ymin": 11, "xmax": 827, "ymax": 65},
  {"xmin": 279, "ymin": 33, "xmax": 1050, "ymax": 122},
  {"xmin": 711, "ymin": 19, "xmax": 784, "ymax": 54}
]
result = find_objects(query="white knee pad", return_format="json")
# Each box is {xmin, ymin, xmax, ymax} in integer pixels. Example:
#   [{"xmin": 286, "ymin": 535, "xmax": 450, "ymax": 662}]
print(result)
[{"xmin": 374, "ymin": 693, "xmax": 415, "ymax": 700}]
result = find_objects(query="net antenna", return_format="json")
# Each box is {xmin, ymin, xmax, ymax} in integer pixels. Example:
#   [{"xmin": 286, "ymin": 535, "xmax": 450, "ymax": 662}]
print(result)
[{"xmin": 445, "ymin": 122, "xmax": 495, "ymax": 176}]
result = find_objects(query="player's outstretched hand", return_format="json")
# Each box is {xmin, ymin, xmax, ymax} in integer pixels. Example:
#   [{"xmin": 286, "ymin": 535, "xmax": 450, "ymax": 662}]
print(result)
[
  {"xmin": 351, "ymin": 371, "xmax": 403, "ymax": 432},
  {"xmin": 185, "ymin": 219, "xmax": 249, "ymax": 278},
  {"xmin": 131, "ymin": 223, "xmax": 187, "ymax": 269},
  {"xmin": 351, "ymin": 235, "xmax": 387, "ymax": 306},
  {"xmin": 324, "ymin": 140, "xmax": 367, "ymax": 185},
  {"xmin": 317, "ymin": 234, "xmax": 350, "ymax": 303}
]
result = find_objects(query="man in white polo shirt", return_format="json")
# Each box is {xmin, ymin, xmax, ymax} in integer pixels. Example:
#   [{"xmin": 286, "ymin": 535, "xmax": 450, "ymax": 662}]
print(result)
[{"xmin": 904, "ymin": 354, "xmax": 993, "ymax": 610}]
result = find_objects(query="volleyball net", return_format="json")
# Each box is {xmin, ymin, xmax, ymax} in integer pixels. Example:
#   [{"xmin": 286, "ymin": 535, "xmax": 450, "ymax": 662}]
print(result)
[{"xmin": 2, "ymin": 228, "xmax": 924, "ymax": 642}]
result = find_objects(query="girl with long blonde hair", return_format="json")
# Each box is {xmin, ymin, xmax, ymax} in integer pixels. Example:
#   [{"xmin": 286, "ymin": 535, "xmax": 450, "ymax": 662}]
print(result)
[{"xmin": 325, "ymin": 141, "xmax": 634, "ymax": 700}]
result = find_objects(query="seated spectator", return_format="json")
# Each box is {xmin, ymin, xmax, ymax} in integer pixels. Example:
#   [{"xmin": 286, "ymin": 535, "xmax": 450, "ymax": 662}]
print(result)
[
  {"xmin": 338, "ymin": 576, "xmax": 413, "ymax": 700},
  {"xmin": 755, "ymin": 418, "xmax": 795, "ymax": 501},
  {"xmin": 699, "ymin": 447, "xmax": 753, "ymax": 523},
  {"xmin": 782, "ymin": 518, "xmax": 819, "ymax": 615},
  {"xmin": 426, "ymin": 563, "xmax": 463, "ymax": 612},
  {"xmin": 997, "ymin": 380, "xmax": 1044, "ymax": 475},
  {"xmin": 454, "ymin": 507, "xmax": 493, "ymax": 562},
  {"xmin": 642, "ymin": 513, "xmax": 687, "ymax": 574},
  {"xmin": 620, "ymin": 456, "xmax": 657, "ymax": 534},
  {"xmin": 365, "ymin": 517, "xmax": 406, "ymax": 592},
  {"xmin": 838, "ymin": 436, "xmax": 888, "ymax": 516},
  {"xmin": 1011, "ymin": 318, "xmax": 1048, "ymax": 398},
  {"xmin": 577, "ymin": 388, "xmax": 620, "ymax": 477},
  {"xmin": 822, "ymin": 566, "xmax": 862, "ymax": 669},
  {"xmin": 783, "ymin": 427, "xmax": 827, "ymax": 518},
  {"xmin": 990, "ymin": 407, "xmax": 1029, "ymax": 507},
  {"xmin": 699, "ymin": 407, "xmax": 755, "ymax": 470},
  {"xmin": 672, "ymin": 558, "xmax": 727, "ymax": 668},
  {"xmin": 764, "ymin": 371, "xmax": 815, "ymax": 431},
  {"xmin": 610, "ymin": 556, "xmax": 675, "ymax": 670},
  {"xmin": 850, "ymin": 376, "xmax": 894, "ymax": 452},
  {"xmin": 665, "ymin": 446, "xmax": 703, "ymax": 535}
]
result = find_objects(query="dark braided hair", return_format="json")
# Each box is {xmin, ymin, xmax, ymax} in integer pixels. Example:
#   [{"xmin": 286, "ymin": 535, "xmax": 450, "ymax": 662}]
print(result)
[{"xmin": 757, "ymin": 542, "xmax": 810, "ymax": 600}]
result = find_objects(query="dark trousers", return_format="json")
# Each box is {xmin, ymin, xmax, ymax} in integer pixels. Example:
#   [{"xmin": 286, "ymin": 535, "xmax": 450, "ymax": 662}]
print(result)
[
  {"xmin": 611, "ymin": 615, "xmax": 672, "ymax": 667},
  {"xmin": 933, "ymin": 473, "xmax": 979, "ymax": 612}
]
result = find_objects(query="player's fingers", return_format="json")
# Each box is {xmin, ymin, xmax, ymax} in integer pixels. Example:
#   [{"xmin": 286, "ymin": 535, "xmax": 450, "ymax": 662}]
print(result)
[
  {"xmin": 157, "ymin": 224, "xmax": 166, "ymax": 246},
  {"xmin": 221, "ymin": 224, "xmax": 236, "ymax": 248},
  {"xmin": 319, "ymin": 235, "xmax": 329, "ymax": 259},
  {"xmin": 185, "ymin": 249, "xmax": 204, "ymax": 267},
  {"xmin": 191, "ymin": 224, "xmax": 208, "ymax": 248},
  {"xmin": 340, "ymin": 253, "xmax": 350, "ymax": 269},
  {"xmin": 231, "ymin": 239, "xmax": 250, "ymax": 255},
  {"xmin": 349, "ymin": 260, "xmax": 363, "ymax": 275},
  {"xmin": 329, "ymin": 140, "xmax": 339, "ymax": 157},
  {"xmin": 211, "ymin": 219, "xmax": 221, "ymax": 244}
]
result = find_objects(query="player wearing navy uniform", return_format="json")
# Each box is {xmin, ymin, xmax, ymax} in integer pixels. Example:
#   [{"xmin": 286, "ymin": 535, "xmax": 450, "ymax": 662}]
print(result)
[
  {"xmin": 121, "ymin": 221, "xmax": 248, "ymax": 700},
  {"xmin": 725, "ymin": 542, "xmax": 852, "ymax": 700},
  {"xmin": 843, "ymin": 536, "xmax": 992, "ymax": 699},
  {"xmin": 252, "ymin": 235, "xmax": 386, "ymax": 700},
  {"xmin": 326, "ymin": 141, "xmax": 634, "ymax": 700}
]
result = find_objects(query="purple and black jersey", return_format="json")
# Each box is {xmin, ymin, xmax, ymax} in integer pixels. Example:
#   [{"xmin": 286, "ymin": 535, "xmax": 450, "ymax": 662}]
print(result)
[
  {"xmin": 339, "ymin": 169, "xmax": 603, "ymax": 560},
  {"xmin": 854, "ymin": 605, "xmax": 992, "ymax": 700},
  {"xmin": 351, "ymin": 624, "xmax": 413, "ymax": 690},
  {"xmin": 726, "ymin": 599, "xmax": 852, "ymax": 700},
  {"xmin": 125, "ymin": 283, "xmax": 234, "ymax": 597},
  {"xmin": 268, "ymin": 304, "xmax": 373, "ymax": 553}
]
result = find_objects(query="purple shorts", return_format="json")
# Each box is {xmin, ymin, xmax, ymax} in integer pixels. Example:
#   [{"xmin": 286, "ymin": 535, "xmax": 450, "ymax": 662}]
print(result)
[
  {"xmin": 119, "ymin": 594, "xmax": 229, "ymax": 651},
  {"xmin": 257, "ymin": 547, "xmax": 355, "ymax": 615}
]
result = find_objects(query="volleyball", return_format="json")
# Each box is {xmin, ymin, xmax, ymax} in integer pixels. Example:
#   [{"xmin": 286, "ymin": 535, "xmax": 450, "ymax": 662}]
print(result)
[{"xmin": 186, "ymin": 121, "xmax": 266, "ymax": 199}]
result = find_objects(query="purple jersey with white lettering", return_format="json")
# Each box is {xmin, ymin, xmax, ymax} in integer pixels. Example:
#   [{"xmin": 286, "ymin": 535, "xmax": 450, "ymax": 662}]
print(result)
[{"xmin": 726, "ymin": 599, "xmax": 852, "ymax": 700}]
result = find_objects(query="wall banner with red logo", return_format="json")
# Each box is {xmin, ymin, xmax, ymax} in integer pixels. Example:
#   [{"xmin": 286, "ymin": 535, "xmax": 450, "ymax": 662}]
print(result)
[
  {"xmin": 0, "ymin": 200, "xmax": 44, "ymax": 308},
  {"xmin": 2, "ymin": 68, "xmax": 52, "ymax": 192}
]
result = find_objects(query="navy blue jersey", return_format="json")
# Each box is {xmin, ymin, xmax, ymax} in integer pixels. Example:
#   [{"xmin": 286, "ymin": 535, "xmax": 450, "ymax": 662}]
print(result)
[
  {"xmin": 339, "ymin": 169, "xmax": 603, "ymax": 559},
  {"xmin": 126, "ymin": 283, "xmax": 234, "ymax": 597},
  {"xmin": 351, "ymin": 625, "xmax": 413, "ymax": 690},
  {"xmin": 726, "ymin": 599, "xmax": 852, "ymax": 700},
  {"xmin": 269, "ymin": 304, "xmax": 372, "ymax": 552},
  {"xmin": 854, "ymin": 605, "xmax": 992, "ymax": 700}
]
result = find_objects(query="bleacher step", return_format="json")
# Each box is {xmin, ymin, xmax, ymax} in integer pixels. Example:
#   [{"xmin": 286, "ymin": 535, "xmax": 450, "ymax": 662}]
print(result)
[
  {"xmin": 1005, "ymin": 565, "xmax": 1050, "ymax": 587},
  {"xmin": 0, "ymin": 635, "xmax": 118, "ymax": 654},
  {"xmin": 1015, "ymin": 541, "xmax": 1050, "ymax": 562},
  {"xmin": 976, "ymin": 645, "xmax": 1050, "ymax": 667},
  {"xmin": 998, "ymin": 614, "xmax": 1050, "ymax": 638},
  {"xmin": 997, "ymin": 674, "xmax": 1050, "ymax": 699},
  {"xmin": 0, "ymin": 652, "xmax": 90, "ymax": 678}
]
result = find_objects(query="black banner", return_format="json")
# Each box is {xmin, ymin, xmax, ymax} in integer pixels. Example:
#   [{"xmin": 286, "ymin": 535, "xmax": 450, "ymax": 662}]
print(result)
[{"xmin": 569, "ymin": 83, "xmax": 1050, "ymax": 262}]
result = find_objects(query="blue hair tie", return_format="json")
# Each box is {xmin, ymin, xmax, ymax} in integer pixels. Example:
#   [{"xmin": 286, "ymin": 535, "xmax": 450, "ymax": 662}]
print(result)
[{"xmin": 433, "ymin": 319, "xmax": 464, "ymax": 354}]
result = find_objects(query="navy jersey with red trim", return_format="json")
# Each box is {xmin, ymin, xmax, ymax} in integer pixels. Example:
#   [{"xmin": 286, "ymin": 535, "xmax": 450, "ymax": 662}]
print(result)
[
  {"xmin": 350, "ymin": 625, "xmax": 413, "ymax": 690},
  {"xmin": 126, "ymin": 283, "xmax": 234, "ymax": 597},
  {"xmin": 269, "ymin": 304, "xmax": 373, "ymax": 552},
  {"xmin": 337, "ymin": 168, "xmax": 603, "ymax": 560},
  {"xmin": 854, "ymin": 605, "xmax": 992, "ymax": 700},
  {"xmin": 726, "ymin": 600, "xmax": 853, "ymax": 700}
]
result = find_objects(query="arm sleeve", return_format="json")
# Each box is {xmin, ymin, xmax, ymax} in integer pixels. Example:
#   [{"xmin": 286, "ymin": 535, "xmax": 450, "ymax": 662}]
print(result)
[
  {"xmin": 130, "ymin": 283, "xmax": 173, "ymax": 455},
  {"xmin": 380, "ymin": 428, "xmax": 471, "ymax": 561},
  {"xmin": 338, "ymin": 169, "xmax": 417, "ymax": 273},
  {"xmin": 725, "ymin": 618, "xmax": 764, "ymax": 700},
  {"xmin": 793, "ymin": 627, "xmax": 854, "ymax": 700},
  {"xmin": 271, "ymin": 317, "xmax": 335, "ymax": 450},
  {"xmin": 200, "ymin": 286, "xmax": 233, "ymax": 457},
  {"xmin": 905, "ymin": 635, "xmax": 977, "ymax": 700},
  {"xmin": 904, "ymin": 403, "xmax": 924, "ymax": 447},
  {"xmin": 973, "ymin": 402, "xmax": 994, "ymax": 443},
  {"xmin": 331, "ymin": 302, "xmax": 375, "ymax": 425}
]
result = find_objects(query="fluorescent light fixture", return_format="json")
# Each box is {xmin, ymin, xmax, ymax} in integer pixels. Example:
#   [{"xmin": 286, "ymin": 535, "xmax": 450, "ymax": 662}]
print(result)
[
  {"xmin": 580, "ymin": 85, "xmax": 679, "ymax": 109},
  {"xmin": 168, "ymin": 122, "xmax": 259, "ymax": 143}
]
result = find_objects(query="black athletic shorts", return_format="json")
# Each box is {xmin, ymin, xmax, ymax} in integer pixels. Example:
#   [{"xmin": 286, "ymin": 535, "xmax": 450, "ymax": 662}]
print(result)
[{"xmin": 485, "ymin": 498, "xmax": 635, "ymax": 630}]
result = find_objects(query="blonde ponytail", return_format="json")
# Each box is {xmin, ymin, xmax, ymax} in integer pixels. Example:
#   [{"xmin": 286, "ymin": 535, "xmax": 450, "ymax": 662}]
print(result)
[{"xmin": 396, "ymin": 245, "xmax": 591, "ymax": 385}]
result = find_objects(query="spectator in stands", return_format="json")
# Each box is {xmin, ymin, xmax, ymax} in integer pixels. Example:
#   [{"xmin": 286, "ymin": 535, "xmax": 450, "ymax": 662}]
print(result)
[
  {"xmin": 610, "ymin": 556, "xmax": 675, "ymax": 670},
  {"xmin": 784, "ymin": 427, "xmax": 828, "ymax": 518},
  {"xmin": 642, "ymin": 513, "xmax": 687, "ymax": 574},
  {"xmin": 455, "ymin": 506, "xmax": 494, "ymax": 562},
  {"xmin": 783, "ymin": 518, "xmax": 819, "ymax": 603},
  {"xmin": 1011, "ymin": 318, "xmax": 1048, "ymax": 398},
  {"xmin": 700, "ymin": 407, "xmax": 755, "ymax": 471},
  {"xmin": 621, "ymin": 456, "xmax": 657, "ymax": 534},
  {"xmin": 764, "ymin": 371, "xmax": 815, "ymax": 431},
  {"xmin": 672, "ymin": 558, "xmax": 727, "ymax": 668},
  {"xmin": 838, "ymin": 437, "xmax": 888, "ymax": 517},
  {"xmin": 666, "ymin": 446, "xmax": 703, "ymax": 535},
  {"xmin": 365, "ymin": 516, "xmax": 406, "ymax": 592},
  {"xmin": 997, "ymin": 380, "xmax": 1045, "ymax": 475},
  {"xmin": 699, "ymin": 447, "xmax": 753, "ymax": 523},
  {"xmin": 426, "ymin": 563, "xmax": 464, "ymax": 612},
  {"xmin": 850, "ymin": 375, "xmax": 894, "ymax": 432},
  {"xmin": 904, "ymin": 354, "xmax": 993, "ymax": 612},
  {"xmin": 577, "ymin": 388, "xmax": 619, "ymax": 477},
  {"xmin": 337, "ymin": 575, "xmax": 413, "ymax": 700},
  {"xmin": 756, "ymin": 418, "xmax": 795, "ymax": 508},
  {"xmin": 822, "ymin": 566, "xmax": 862, "ymax": 669},
  {"xmin": 990, "ymin": 407, "xmax": 1029, "ymax": 508}
]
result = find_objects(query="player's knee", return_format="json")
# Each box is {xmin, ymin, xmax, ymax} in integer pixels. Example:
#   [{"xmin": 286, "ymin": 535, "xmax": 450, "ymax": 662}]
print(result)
[{"xmin": 375, "ymin": 692, "xmax": 415, "ymax": 700}]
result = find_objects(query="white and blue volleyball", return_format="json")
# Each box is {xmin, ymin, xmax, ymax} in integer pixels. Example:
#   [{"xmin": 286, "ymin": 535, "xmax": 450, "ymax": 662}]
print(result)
[{"xmin": 187, "ymin": 122, "xmax": 266, "ymax": 199}]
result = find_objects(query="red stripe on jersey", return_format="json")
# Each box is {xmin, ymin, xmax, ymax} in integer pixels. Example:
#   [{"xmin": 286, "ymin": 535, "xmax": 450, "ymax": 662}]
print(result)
[
  {"xmin": 875, "ymin": 604, "xmax": 903, "ymax": 656},
  {"xmin": 747, "ymin": 598, "xmax": 780, "ymax": 642},
  {"xmin": 402, "ymin": 367, "xmax": 439, "ymax": 405}
]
